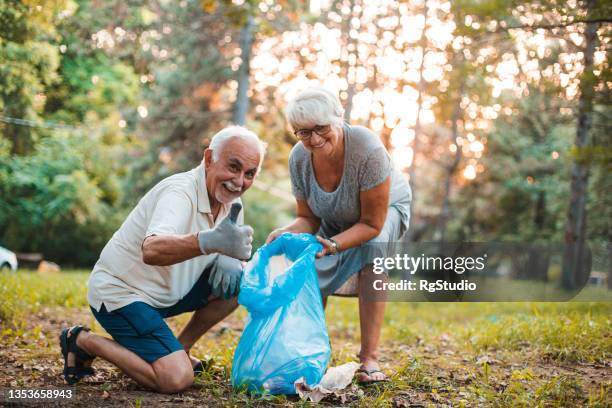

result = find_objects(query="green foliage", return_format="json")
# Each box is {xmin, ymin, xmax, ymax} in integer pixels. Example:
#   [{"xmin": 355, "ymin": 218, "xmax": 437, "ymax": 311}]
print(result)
[
  {"xmin": 0, "ymin": 0, "xmax": 65, "ymax": 154},
  {"xmin": 0, "ymin": 1, "xmax": 138, "ymax": 265},
  {"xmin": 0, "ymin": 132, "xmax": 127, "ymax": 265},
  {"xmin": 448, "ymin": 87, "xmax": 574, "ymax": 242},
  {"xmin": 241, "ymin": 181, "xmax": 294, "ymax": 249},
  {"xmin": 47, "ymin": 53, "xmax": 138, "ymax": 122}
]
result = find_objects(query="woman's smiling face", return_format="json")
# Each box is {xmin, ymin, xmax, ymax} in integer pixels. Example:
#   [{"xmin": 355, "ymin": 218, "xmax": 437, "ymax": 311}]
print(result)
[{"xmin": 295, "ymin": 124, "xmax": 342, "ymax": 157}]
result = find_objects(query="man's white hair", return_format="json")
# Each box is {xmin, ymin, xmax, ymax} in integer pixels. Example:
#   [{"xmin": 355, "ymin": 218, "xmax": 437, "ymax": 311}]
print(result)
[
  {"xmin": 209, "ymin": 125, "xmax": 267, "ymax": 169},
  {"xmin": 285, "ymin": 86, "xmax": 345, "ymax": 130}
]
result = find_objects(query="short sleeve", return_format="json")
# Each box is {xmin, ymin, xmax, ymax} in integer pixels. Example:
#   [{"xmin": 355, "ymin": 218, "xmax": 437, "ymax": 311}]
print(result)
[
  {"xmin": 358, "ymin": 147, "xmax": 392, "ymax": 191},
  {"xmin": 145, "ymin": 190, "xmax": 193, "ymax": 237},
  {"xmin": 289, "ymin": 152, "xmax": 306, "ymax": 200}
]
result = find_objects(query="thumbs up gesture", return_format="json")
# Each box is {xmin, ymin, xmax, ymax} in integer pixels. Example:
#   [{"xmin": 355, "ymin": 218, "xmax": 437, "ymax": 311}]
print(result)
[{"xmin": 198, "ymin": 202, "xmax": 254, "ymax": 260}]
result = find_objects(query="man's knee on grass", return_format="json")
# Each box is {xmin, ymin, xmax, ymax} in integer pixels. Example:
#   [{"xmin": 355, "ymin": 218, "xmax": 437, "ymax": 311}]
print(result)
[{"xmin": 153, "ymin": 351, "xmax": 194, "ymax": 393}]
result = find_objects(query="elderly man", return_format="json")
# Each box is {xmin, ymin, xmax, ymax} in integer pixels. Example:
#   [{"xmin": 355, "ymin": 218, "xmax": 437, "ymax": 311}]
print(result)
[{"xmin": 60, "ymin": 126, "xmax": 266, "ymax": 393}]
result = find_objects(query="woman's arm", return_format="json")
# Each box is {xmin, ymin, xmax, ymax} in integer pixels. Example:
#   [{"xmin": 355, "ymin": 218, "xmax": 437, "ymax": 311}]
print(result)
[
  {"xmin": 316, "ymin": 176, "xmax": 390, "ymax": 257},
  {"xmin": 266, "ymin": 199, "xmax": 321, "ymax": 243}
]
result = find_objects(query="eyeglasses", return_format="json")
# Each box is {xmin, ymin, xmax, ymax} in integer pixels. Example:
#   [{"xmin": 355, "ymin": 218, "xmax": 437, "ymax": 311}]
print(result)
[{"xmin": 293, "ymin": 125, "xmax": 331, "ymax": 141}]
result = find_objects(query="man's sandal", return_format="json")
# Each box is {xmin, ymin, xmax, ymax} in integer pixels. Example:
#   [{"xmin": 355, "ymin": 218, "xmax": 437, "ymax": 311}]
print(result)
[
  {"xmin": 356, "ymin": 367, "xmax": 389, "ymax": 384},
  {"xmin": 60, "ymin": 325, "xmax": 95, "ymax": 385},
  {"xmin": 193, "ymin": 360, "xmax": 205, "ymax": 375}
]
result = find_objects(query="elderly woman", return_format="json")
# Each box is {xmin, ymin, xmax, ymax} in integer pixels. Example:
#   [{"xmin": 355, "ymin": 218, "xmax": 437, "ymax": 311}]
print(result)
[{"xmin": 266, "ymin": 86, "xmax": 411, "ymax": 383}]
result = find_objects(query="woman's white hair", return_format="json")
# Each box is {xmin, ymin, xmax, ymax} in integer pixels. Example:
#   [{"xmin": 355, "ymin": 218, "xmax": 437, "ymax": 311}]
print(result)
[
  {"xmin": 285, "ymin": 86, "xmax": 345, "ymax": 129},
  {"xmin": 209, "ymin": 125, "xmax": 267, "ymax": 169}
]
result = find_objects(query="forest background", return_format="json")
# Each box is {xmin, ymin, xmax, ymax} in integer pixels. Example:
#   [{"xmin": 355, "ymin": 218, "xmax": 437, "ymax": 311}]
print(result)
[{"xmin": 0, "ymin": 0, "xmax": 610, "ymax": 284}]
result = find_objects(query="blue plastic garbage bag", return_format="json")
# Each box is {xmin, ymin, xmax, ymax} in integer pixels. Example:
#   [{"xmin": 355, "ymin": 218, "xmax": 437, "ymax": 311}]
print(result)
[{"xmin": 231, "ymin": 233, "xmax": 331, "ymax": 395}]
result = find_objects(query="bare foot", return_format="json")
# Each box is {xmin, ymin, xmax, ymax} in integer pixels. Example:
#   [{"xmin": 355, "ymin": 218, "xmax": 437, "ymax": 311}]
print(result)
[{"xmin": 357, "ymin": 358, "xmax": 387, "ymax": 383}]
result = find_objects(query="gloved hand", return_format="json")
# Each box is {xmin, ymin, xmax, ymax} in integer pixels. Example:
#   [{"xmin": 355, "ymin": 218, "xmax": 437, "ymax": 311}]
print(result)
[
  {"xmin": 198, "ymin": 202, "xmax": 253, "ymax": 260},
  {"xmin": 209, "ymin": 255, "xmax": 244, "ymax": 299}
]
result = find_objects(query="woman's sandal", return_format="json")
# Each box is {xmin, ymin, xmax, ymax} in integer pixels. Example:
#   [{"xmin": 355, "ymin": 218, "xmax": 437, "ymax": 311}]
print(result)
[
  {"xmin": 356, "ymin": 366, "xmax": 389, "ymax": 384},
  {"xmin": 60, "ymin": 325, "xmax": 95, "ymax": 385}
]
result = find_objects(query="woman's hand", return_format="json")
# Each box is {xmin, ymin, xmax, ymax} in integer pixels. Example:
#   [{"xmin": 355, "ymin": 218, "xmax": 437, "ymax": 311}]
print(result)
[
  {"xmin": 267, "ymin": 200, "xmax": 322, "ymax": 245},
  {"xmin": 315, "ymin": 236, "xmax": 336, "ymax": 258},
  {"xmin": 265, "ymin": 227, "xmax": 289, "ymax": 244}
]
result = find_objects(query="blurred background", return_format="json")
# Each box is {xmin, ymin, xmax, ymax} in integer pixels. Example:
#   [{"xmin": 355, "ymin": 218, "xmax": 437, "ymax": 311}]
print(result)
[{"xmin": 0, "ymin": 0, "xmax": 609, "ymax": 288}]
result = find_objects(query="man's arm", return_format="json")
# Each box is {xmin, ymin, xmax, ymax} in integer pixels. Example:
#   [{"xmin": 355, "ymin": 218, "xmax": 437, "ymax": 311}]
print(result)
[
  {"xmin": 142, "ymin": 202, "xmax": 252, "ymax": 266},
  {"xmin": 142, "ymin": 233, "xmax": 201, "ymax": 266}
]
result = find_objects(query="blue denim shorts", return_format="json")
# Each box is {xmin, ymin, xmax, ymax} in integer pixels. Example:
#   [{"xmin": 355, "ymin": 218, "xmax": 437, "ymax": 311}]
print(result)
[{"xmin": 90, "ymin": 266, "xmax": 212, "ymax": 363}]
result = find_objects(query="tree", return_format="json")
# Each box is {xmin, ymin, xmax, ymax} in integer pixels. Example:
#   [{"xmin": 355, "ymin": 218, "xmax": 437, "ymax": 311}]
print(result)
[
  {"xmin": 0, "ymin": 0, "xmax": 140, "ymax": 265},
  {"xmin": 233, "ymin": 14, "xmax": 255, "ymax": 126},
  {"xmin": 0, "ymin": 0, "xmax": 64, "ymax": 154},
  {"xmin": 561, "ymin": 0, "xmax": 600, "ymax": 289}
]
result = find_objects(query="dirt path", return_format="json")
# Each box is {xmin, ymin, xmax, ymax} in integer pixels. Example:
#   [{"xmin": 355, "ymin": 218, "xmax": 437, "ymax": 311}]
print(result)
[{"xmin": 1, "ymin": 307, "xmax": 220, "ymax": 407}]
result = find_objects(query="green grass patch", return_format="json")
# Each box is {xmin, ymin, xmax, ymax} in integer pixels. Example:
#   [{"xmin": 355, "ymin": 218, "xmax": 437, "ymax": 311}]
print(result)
[
  {"xmin": 0, "ymin": 270, "xmax": 89, "ymax": 333},
  {"xmin": 1, "ymin": 271, "xmax": 610, "ymax": 406}
]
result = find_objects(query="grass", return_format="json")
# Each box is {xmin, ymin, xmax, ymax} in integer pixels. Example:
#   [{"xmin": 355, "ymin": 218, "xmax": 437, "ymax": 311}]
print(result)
[
  {"xmin": 0, "ymin": 270, "xmax": 89, "ymax": 335},
  {"xmin": 0, "ymin": 270, "xmax": 610, "ymax": 407}
]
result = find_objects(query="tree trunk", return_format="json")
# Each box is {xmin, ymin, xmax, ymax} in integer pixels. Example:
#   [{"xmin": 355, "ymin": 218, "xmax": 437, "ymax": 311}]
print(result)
[
  {"xmin": 528, "ymin": 246, "xmax": 550, "ymax": 282},
  {"xmin": 534, "ymin": 190, "xmax": 546, "ymax": 229},
  {"xmin": 437, "ymin": 85, "xmax": 463, "ymax": 242},
  {"xmin": 404, "ymin": 2, "xmax": 429, "ymax": 243},
  {"xmin": 608, "ymin": 242, "xmax": 612, "ymax": 290},
  {"xmin": 342, "ymin": 0, "xmax": 362, "ymax": 122},
  {"xmin": 233, "ymin": 15, "xmax": 254, "ymax": 126},
  {"xmin": 561, "ymin": 0, "xmax": 598, "ymax": 290}
]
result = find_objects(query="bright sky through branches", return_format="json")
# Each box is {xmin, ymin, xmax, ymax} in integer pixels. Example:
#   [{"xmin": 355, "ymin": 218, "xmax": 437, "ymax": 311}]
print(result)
[
  {"xmin": 79, "ymin": 0, "xmax": 607, "ymax": 181},
  {"xmin": 248, "ymin": 0, "xmax": 606, "ymax": 182}
]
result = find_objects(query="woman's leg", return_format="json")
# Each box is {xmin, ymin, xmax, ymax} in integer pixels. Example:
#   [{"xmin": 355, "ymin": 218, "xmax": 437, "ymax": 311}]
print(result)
[{"xmin": 357, "ymin": 264, "xmax": 387, "ymax": 381}]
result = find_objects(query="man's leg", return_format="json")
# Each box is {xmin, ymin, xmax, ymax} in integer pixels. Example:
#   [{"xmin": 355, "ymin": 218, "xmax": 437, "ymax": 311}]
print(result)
[
  {"xmin": 177, "ymin": 297, "xmax": 238, "ymax": 364},
  {"xmin": 73, "ymin": 330, "xmax": 193, "ymax": 393},
  {"xmin": 357, "ymin": 264, "xmax": 387, "ymax": 381}
]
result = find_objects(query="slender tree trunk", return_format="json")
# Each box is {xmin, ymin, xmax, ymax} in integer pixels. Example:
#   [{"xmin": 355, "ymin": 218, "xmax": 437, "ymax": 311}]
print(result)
[
  {"xmin": 608, "ymin": 242, "xmax": 612, "ymax": 290},
  {"xmin": 527, "ymin": 244, "xmax": 551, "ymax": 282},
  {"xmin": 561, "ymin": 0, "xmax": 598, "ymax": 289},
  {"xmin": 534, "ymin": 190, "xmax": 546, "ymax": 229},
  {"xmin": 408, "ymin": 1, "xmax": 429, "ymax": 194},
  {"xmin": 404, "ymin": 2, "xmax": 429, "ymax": 243},
  {"xmin": 437, "ymin": 85, "xmax": 463, "ymax": 242},
  {"xmin": 342, "ymin": 0, "xmax": 362, "ymax": 122},
  {"xmin": 233, "ymin": 15, "xmax": 254, "ymax": 126}
]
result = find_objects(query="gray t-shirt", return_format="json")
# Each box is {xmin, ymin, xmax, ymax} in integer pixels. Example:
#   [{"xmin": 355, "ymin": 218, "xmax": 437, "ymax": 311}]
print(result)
[{"xmin": 289, "ymin": 123, "xmax": 411, "ymax": 238}]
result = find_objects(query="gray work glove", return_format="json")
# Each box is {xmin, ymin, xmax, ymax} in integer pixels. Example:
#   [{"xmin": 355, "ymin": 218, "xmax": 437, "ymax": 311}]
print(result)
[
  {"xmin": 209, "ymin": 255, "xmax": 243, "ymax": 299},
  {"xmin": 197, "ymin": 202, "xmax": 253, "ymax": 260}
]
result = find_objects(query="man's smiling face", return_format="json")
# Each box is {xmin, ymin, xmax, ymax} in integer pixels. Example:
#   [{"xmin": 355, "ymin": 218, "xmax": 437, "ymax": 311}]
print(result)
[{"xmin": 204, "ymin": 136, "xmax": 261, "ymax": 206}]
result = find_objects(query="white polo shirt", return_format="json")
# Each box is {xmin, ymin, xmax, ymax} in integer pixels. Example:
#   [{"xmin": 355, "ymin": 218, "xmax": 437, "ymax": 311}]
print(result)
[{"xmin": 87, "ymin": 163, "xmax": 243, "ymax": 312}]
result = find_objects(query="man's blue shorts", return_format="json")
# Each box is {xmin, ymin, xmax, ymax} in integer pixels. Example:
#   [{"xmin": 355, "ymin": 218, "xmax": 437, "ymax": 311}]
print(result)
[{"xmin": 90, "ymin": 266, "xmax": 213, "ymax": 363}]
